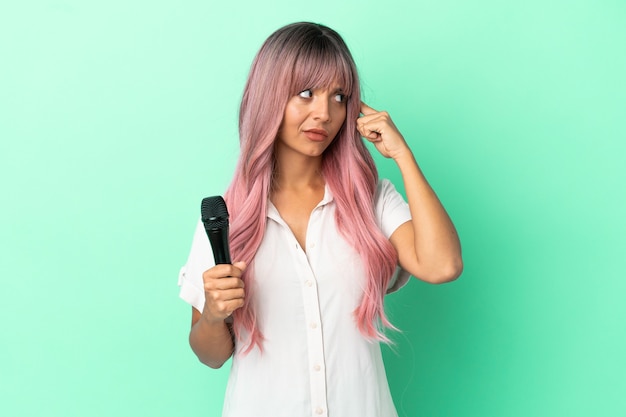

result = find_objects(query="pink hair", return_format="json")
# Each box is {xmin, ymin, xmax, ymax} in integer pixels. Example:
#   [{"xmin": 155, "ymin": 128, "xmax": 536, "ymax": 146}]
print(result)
[{"xmin": 224, "ymin": 22, "xmax": 398, "ymax": 353}]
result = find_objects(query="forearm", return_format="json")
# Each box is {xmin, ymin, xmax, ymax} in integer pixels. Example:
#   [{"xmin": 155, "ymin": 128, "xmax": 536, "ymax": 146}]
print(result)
[
  {"xmin": 189, "ymin": 310, "xmax": 235, "ymax": 369},
  {"xmin": 356, "ymin": 102, "xmax": 462, "ymax": 282},
  {"xmin": 395, "ymin": 150, "xmax": 463, "ymax": 282}
]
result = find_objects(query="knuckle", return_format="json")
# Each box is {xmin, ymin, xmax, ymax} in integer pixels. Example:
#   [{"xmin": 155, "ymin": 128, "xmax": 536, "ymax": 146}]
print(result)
[
  {"xmin": 204, "ymin": 279, "xmax": 218, "ymax": 290},
  {"xmin": 219, "ymin": 264, "xmax": 233, "ymax": 276},
  {"xmin": 202, "ymin": 269, "xmax": 212, "ymax": 281}
]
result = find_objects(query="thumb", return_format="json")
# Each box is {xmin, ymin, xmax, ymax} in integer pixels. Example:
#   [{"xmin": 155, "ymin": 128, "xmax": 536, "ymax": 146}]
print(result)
[{"xmin": 233, "ymin": 261, "xmax": 247, "ymax": 272}]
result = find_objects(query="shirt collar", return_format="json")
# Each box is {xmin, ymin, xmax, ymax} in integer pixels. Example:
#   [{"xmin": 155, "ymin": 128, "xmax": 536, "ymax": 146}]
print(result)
[{"xmin": 267, "ymin": 184, "xmax": 334, "ymax": 222}]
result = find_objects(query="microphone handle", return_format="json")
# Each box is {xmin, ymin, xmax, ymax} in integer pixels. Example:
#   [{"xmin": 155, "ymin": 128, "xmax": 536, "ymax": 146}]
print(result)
[{"xmin": 206, "ymin": 227, "xmax": 232, "ymax": 264}]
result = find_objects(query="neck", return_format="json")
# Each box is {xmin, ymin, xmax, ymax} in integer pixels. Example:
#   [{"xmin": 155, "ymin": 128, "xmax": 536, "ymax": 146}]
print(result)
[
  {"xmin": 273, "ymin": 161, "xmax": 324, "ymax": 192},
  {"xmin": 272, "ymin": 147, "xmax": 325, "ymax": 191}
]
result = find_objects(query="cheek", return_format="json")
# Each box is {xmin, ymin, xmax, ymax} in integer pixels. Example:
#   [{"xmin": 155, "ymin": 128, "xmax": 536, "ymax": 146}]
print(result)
[
  {"xmin": 284, "ymin": 107, "xmax": 306, "ymax": 129},
  {"xmin": 333, "ymin": 108, "xmax": 347, "ymax": 131},
  {"xmin": 281, "ymin": 100, "xmax": 300, "ymax": 124}
]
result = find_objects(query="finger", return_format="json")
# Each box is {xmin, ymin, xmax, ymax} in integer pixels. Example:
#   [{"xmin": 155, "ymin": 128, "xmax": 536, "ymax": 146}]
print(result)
[
  {"xmin": 222, "ymin": 288, "xmax": 245, "ymax": 301},
  {"xmin": 357, "ymin": 119, "xmax": 383, "ymax": 140},
  {"xmin": 232, "ymin": 261, "xmax": 247, "ymax": 272},
  {"xmin": 220, "ymin": 261, "xmax": 247, "ymax": 278},
  {"xmin": 202, "ymin": 264, "xmax": 234, "ymax": 280},
  {"xmin": 363, "ymin": 129, "xmax": 382, "ymax": 140},
  {"xmin": 360, "ymin": 101, "xmax": 378, "ymax": 116},
  {"xmin": 203, "ymin": 263, "xmax": 246, "ymax": 281},
  {"xmin": 205, "ymin": 277, "xmax": 244, "ymax": 291},
  {"xmin": 210, "ymin": 298, "xmax": 245, "ymax": 318},
  {"xmin": 222, "ymin": 298, "xmax": 245, "ymax": 314},
  {"xmin": 207, "ymin": 287, "xmax": 245, "ymax": 302}
]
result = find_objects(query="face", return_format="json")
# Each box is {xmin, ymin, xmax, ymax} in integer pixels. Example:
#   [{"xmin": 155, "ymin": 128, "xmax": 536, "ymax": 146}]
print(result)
[{"xmin": 275, "ymin": 85, "xmax": 347, "ymax": 159}]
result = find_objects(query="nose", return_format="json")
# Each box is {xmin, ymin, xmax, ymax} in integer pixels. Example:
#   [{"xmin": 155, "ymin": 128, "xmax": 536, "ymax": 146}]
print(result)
[{"xmin": 312, "ymin": 95, "xmax": 331, "ymax": 122}]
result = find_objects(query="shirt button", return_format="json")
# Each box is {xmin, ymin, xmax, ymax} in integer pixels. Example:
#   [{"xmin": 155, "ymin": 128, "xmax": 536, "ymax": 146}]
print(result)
[
  {"xmin": 313, "ymin": 364, "xmax": 321, "ymax": 371},
  {"xmin": 309, "ymin": 322, "xmax": 318, "ymax": 329},
  {"xmin": 315, "ymin": 407, "xmax": 324, "ymax": 415},
  {"xmin": 309, "ymin": 242, "xmax": 316, "ymax": 249},
  {"xmin": 305, "ymin": 280, "xmax": 313, "ymax": 287}
]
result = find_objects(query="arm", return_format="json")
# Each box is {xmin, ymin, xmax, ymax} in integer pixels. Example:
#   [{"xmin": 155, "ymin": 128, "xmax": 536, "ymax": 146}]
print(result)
[
  {"xmin": 189, "ymin": 262, "xmax": 246, "ymax": 368},
  {"xmin": 358, "ymin": 103, "xmax": 463, "ymax": 284}
]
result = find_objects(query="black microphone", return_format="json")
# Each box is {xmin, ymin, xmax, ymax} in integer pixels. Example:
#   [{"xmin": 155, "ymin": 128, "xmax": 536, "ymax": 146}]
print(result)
[{"xmin": 201, "ymin": 196, "xmax": 232, "ymax": 264}]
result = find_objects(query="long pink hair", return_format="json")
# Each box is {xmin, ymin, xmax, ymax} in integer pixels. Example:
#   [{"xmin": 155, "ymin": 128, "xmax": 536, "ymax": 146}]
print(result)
[{"xmin": 224, "ymin": 22, "xmax": 398, "ymax": 353}]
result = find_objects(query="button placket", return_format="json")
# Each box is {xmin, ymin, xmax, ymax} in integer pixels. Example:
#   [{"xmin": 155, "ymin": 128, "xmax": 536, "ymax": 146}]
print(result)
[
  {"xmin": 300, "ymin": 207, "xmax": 328, "ymax": 416},
  {"xmin": 300, "ymin": 272, "xmax": 327, "ymax": 416}
]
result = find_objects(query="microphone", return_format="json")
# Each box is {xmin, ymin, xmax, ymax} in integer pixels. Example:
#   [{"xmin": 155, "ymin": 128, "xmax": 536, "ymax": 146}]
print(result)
[{"xmin": 201, "ymin": 196, "xmax": 232, "ymax": 265}]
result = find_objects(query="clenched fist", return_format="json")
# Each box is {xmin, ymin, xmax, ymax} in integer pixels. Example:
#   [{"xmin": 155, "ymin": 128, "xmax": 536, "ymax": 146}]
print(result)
[{"xmin": 201, "ymin": 261, "xmax": 247, "ymax": 324}]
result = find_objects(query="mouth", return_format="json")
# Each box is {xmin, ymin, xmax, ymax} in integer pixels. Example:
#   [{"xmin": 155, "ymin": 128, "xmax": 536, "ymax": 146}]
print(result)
[{"xmin": 303, "ymin": 128, "xmax": 329, "ymax": 142}]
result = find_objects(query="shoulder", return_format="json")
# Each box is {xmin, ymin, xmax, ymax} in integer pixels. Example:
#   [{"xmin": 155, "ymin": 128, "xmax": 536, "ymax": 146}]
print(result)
[
  {"xmin": 374, "ymin": 179, "xmax": 411, "ymax": 238},
  {"xmin": 374, "ymin": 178, "xmax": 406, "ymax": 210},
  {"xmin": 375, "ymin": 178, "xmax": 396, "ymax": 199}
]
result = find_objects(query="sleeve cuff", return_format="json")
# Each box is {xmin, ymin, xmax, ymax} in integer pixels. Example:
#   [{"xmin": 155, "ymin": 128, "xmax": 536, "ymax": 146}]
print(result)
[
  {"xmin": 178, "ymin": 266, "xmax": 205, "ymax": 313},
  {"xmin": 386, "ymin": 266, "xmax": 411, "ymax": 294}
]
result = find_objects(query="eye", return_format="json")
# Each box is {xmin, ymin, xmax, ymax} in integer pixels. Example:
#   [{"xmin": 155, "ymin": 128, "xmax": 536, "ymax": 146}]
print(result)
[
  {"xmin": 334, "ymin": 93, "xmax": 347, "ymax": 103},
  {"xmin": 298, "ymin": 89, "xmax": 313, "ymax": 98}
]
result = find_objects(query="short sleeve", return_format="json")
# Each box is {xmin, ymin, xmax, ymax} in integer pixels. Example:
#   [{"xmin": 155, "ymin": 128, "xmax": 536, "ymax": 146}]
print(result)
[
  {"xmin": 374, "ymin": 179, "xmax": 413, "ymax": 294},
  {"xmin": 178, "ymin": 219, "xmax": 215, "ymax": 313}
]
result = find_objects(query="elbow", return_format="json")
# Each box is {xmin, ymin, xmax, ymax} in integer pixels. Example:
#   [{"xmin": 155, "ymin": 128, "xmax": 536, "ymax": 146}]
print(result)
[
  {"xmin": 188, "ymin": 331, "xmax": 231, "ymax": 370},
  {"xmin": 420, "ymin": 257, "xmax": 463, "ymax": 284},
  {"xmin": 190, "ymin": 344, "xmax": 230, "ymax": 369},
  {"xmin": 199, "ymin": 356, "xmax": 227, "ymax": 369},
  {"xmin": 439, "ymin": 260, "xmax": 463, "ymax": 284}
]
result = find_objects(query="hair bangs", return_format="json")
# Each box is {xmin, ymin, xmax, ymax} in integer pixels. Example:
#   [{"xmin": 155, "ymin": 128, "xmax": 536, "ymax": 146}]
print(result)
[{"xmin": 290, "ymin": 37, "xmax": 355, "ymax": 98}]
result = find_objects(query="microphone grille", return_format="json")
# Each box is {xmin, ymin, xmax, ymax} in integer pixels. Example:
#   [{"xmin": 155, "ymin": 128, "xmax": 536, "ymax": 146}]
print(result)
[{"xmin": 201, "ymin": 196, "xmax": 229, "ymax": 229}]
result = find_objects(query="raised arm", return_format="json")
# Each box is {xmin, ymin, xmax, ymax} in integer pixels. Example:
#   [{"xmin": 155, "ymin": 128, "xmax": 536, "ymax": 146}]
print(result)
[{"xmin": 358, "ymin": 102, "xmax": 463, "ymax": 284}]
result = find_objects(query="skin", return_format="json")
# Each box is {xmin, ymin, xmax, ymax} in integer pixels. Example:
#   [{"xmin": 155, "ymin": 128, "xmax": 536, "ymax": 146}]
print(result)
[
  {"xmin": 271, "ymin": 85, "xmax": 347, "ymax": 251},
  {"xmin": 189, "ymin": 86, "xmax": 463, "ymax": 369},
  {"xmin": 358, "ymin": 102, "xmax": 463, "ymax": 283}
]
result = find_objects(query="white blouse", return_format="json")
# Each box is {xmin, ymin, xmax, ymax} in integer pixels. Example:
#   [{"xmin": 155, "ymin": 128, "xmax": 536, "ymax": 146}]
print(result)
[{"xmin": 179, "ymin": 179, "xmax": 412, "ymax": 417}]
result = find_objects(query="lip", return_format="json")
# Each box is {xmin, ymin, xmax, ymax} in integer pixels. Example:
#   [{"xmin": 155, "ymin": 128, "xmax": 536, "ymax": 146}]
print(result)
[{"xmin": 303, "ymin": 128, "xmax": 329, "ymax": 142}]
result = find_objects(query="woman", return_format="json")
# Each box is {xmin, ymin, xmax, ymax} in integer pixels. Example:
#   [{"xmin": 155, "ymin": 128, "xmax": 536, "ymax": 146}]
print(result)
[{"xmin": 179, "ymin": 22, "xmax": 462, "ymax": 417}]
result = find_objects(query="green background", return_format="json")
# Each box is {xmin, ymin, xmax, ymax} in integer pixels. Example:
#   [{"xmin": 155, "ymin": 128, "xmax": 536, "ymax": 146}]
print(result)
[{"xmin": 2, "ymin": 1, "xmax": 625, "ymax": 416}]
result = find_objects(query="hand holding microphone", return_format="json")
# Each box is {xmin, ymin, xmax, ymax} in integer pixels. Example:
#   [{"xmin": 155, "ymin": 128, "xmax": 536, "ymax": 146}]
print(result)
[{"xmin": 200, "ymin": 196, "xmax": 245, "ymax": 323}]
